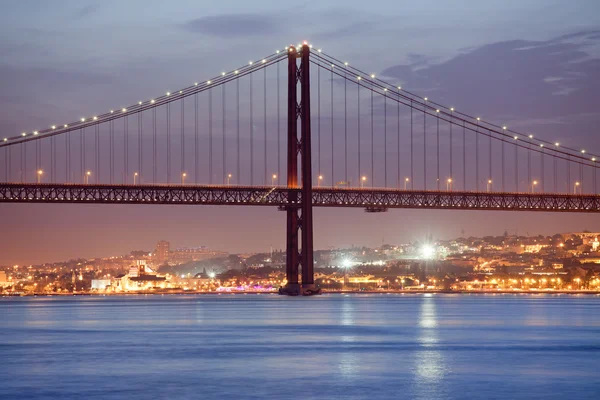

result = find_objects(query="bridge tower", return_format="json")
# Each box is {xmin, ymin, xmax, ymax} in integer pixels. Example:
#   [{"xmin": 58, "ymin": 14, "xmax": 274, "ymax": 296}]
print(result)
[{"xmin": 279, "ymin": 44, "xmax": 319, "ymax": 296}]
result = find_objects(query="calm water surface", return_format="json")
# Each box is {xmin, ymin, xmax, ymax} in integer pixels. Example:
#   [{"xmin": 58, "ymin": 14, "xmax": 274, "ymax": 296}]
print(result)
[{"xmin": 1, "ymin": 294, "xmax": 599, "ymax": 399}]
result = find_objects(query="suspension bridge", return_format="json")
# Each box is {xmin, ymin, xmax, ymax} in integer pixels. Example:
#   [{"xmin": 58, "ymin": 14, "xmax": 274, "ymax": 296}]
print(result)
[{"xmin": 1, "ymin": 42, "xmax": 599, "ymax": 294}]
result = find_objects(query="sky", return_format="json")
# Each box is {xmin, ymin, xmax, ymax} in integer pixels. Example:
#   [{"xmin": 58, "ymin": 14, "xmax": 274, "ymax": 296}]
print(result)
[{"xmin": 1, "ymin": 0, "xmax": 600, "ymax": 265}]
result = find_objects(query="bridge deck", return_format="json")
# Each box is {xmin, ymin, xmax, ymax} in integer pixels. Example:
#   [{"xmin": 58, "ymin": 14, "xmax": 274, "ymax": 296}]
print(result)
[{"xmin": 0, "ymin": 183, "xmax": 598, "ymax": 212}]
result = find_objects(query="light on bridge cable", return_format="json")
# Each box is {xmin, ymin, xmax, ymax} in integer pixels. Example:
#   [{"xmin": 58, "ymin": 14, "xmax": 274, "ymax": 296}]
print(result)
[
  {"xmin": 166, "ymin": 92, "xmax": 170, "ymax": 96},
  {"xmin": 207, "ymin": 81, "xmax": 211, "ymax": 85},
  {"xmin": 3, "ymin": 138, "xmax": 7, "ymax": 142},
  {"xmin": 21, "ymin": 133, "xmax": 26, "ymax": 136},
  {"xmin": 93, "ymin": 116, "xmax": 98, "ymax": 121},
  {"xmin": 529, "ymin": 134, "xmax": 533, "ymax": 138},
  {"xmin": 555, "ymin": 142, "xmax": 560, "ymax": 147},
  {"xmin": 450, "ymin": 107, "xmax": 454, "ymax": 111},
  {"xmin": 51, "ymin": 125, "xmax": 56, "ymax": 129},
  {"xmin": 138, "ymin": 101, "xmax": 142, "ymax": 105},
  {"xmin": 80, "ymin": 118, "xmax": 85, "ymax": 122},
  {"xmin": 33, "ymin": 131, "xmax": 38, "ymax": 135},
  {"xmin": 581, "ymin": 150, "xmax": 586, "ymax": 154},
  {"xmin": 64, "ymin": 124, "xmax": 68, "ymax": 128},
  {"xmin": 122, "ymin": 108, "xmax": 127, "ymax": 112}
]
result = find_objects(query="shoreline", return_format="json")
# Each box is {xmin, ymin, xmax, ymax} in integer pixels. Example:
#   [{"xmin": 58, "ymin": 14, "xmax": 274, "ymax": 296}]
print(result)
[{"xmin": 4, "ymin": 289, "xmax": 600, "ymax": 297}]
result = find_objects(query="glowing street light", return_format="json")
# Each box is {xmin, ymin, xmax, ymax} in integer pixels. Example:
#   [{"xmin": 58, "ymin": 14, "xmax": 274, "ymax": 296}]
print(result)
[
  {"xmin": 574, "ymin": 181, "xmax": 580, "ymax": 194},
  {"xmin": 361, "ymin": 176, "xmax": 367, "ymax": 189},
  {"xmin": 181, "ymin": 172, "xmax": 187, "ymax": 185},
  {"xmin": 84, "ymin": 170, "xmax": 91, "ymax": 184},
  {"xmin": 227, "ymin": 173, "xmax": 232, "ymax": 185},
  {"xmin": 36, "ymin": 169, "xmax": 43, "ymax": 184},
  {"xmin": 404, "ymin": 177, "xmax": 409, "ymax": 190},
  {"xmin": 271, "ymin": 174, "xmax": 278, "ymax": 186},
  {"xmin": 447, "ymin": 178, "xmax": 453, "ymax": 191},
  {"xmin": 133, "ymin": 172, "xmax": 139, "ymax": 185},
  {"xmin": 318, "ymin": 175, "xmax": 323, "ymax": 187},
  {"xmin": 531, "ymin": 180, "xmax": 538, "ymax": 193},
  {"xmin": 487, "ymin": 179, "xmax": 492, "ymax": 192}
]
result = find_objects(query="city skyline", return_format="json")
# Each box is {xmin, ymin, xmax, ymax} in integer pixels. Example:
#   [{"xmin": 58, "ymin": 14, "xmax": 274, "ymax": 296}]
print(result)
[{"xmin": 1, "ymin": 1, "xmax": 600, "ymax": 265}]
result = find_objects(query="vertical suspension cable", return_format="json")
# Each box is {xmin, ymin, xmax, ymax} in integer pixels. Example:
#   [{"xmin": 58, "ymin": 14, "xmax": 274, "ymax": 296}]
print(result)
[
  {"xmin": 449, "ymin": 111, "xmax": 453, "ymax": 184},
  {"xmin": 81, "ymin": 128, "xmax": 84, "ymax": 183},
  {"xmin": 502, "ymin": 139, "xmax": 505, "ymax": 191},
  {"xmin": 96, "ymin": 123, "xmax": 100, "ymax": 183},
  {"xmin": 463, "ymin": 122, "xmax": 466, "ymax": 190},
  {"xmin": 384, "ymin": 91, "xmax": 387, "ymax": 188},
  {"xmin": 194, "ymin": 94, "xmax": 198, "ymax": 183},
  {"xmin": 553, "ymin": 156, "xmax": 557, "ymax": 192},
  {"xmin": 110, "ymin": 120, "xmax": 114, "ymax": 184},
  {"xmin": 370, "ymin": 83, "xmax": 374, "ymax": 187},
  {"xmin": 424, "ymin": 104, "xmax": 427, "ymax": 190},
  {"xmin": 594, "ymin": 162, "xmax": 597, "ymax": 194},
  {"xmin": 515, "ymin": 140, "xmax": 518, "ymax": 192},
  {"xmin": 124, "ymin": 117, "xmax": 128, "ymax": 184},
  {"xmin": 209, "ymin": 88, "xmax": 213, "ymax": 184},
  {"xmin": 541, "ymin": 148, "xmax": 544, "ymax": 192},
  {"xmin": 4, "ymin": 147, "xmax": 7, "ymax": 182},
  {"xmin": 579, "ymin": 162, "xmax": 583, "ymax": 193},
  {"xmin": 411, "ymin": 102, "xmax": 414, "ymax": 189},
  {"xmin": 344, "ymin": 63, "xmax": 348, "ymax": 184},
  {"xmin": 237, "ymin": 79, "xmax": 240, "ymax": 183},
  {"xmin": 153, "ymin": 109, "xmax": 157, "ymax": 184},
  {"xmin": 167, "ymin": 103, "xmax": 171, "ymax": 184},
  {"xmin": 527, "ymin": 142, "xmax": 531, "ymax": 189},
  {"xmin": 358, "ymin": 78, "xmax": 361, "ymax": 185},
  {"xmin": 567, "ymin": 156, "xmax": 570, "ymax": 193},
  {"xmin": 181, "ymin": 98, "xmax": 185, "ymax": 178},
  {"xmin": 67, "ymin": 131, "xmax": 71, "ymax": 182},
  {"xmin": 19, "ymin": 142, "xmax": 27, "ymax": 182},
  {"xmin": 397, "ymin": 89, "xmax": 400, "ymax": 188},
  {"xmin": 318, "ymin": 65, "xmax": 321, "ymax": 178},
  {"xmin": 475, "ymin": 120, "xmax": 479, "ymax": 191},
  {"xmin": 263, "ymin": 68, "xmax": 267, "ymax": 185},
  {"xmin": 249, "ymin": 73, "xmax": 253, "ymax": 185},
  {"xmin": 488, "ymin": 129, "xmax": 492, "ymax": 188},
  {"xmin": 8, "ymin": 145, "xmax": 12, "ymax": 182},
  {"xmin": 51, "ymin": 135, "xmax": 55, "ymax": 182},
  {"xmin": 139, "ymin": 110, "xmax": 142, "ymax": 181},
  {"xmin": 22, "ymin": 142, "xmax": 25, "ymax": 182},
  {"xmin": 331, "ymin": 64, "xmax": 334, "ymax": 186},
  {"xmin": 225, "ymin": 81, "xmax": 228, "ymax": 184},
  {"xmin": 436, "ymin": 115, "xmax": 440, "ymax": 190},
  {"xmin": 277, "ymin": 61, "xmax": 281, "ymax": 184}
]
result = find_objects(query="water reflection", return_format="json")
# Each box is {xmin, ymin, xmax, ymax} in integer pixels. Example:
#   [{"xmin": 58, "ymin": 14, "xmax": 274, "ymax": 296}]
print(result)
[
  {"xmin": 338, "ymin": 296, "xmax": 359, "ymax": 378},
  {"xmin": 413, "ymin": 295, "xmax": 447, "ymax": 399}
]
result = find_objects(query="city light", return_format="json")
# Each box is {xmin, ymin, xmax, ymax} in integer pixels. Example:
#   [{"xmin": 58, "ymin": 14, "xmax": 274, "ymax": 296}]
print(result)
[{"xmin": 420, "ymin": 245, "xmax": 435, "ymax": 259}]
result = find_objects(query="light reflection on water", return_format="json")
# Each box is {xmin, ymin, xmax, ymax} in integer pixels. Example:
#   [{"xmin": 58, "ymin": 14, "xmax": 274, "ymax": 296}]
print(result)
[{"xmin": 1, "ymin": 294, "xmax": 600, "ymax": 400}]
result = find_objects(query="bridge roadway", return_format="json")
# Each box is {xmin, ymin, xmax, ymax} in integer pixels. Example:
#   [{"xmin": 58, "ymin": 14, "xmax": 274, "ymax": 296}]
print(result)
[{"xmin": 1, "ymin": 183, "xmax": 599, "ymax": 212}]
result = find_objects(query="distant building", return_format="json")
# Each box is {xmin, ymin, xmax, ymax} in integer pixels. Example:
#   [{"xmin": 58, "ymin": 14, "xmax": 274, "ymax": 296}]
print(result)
[
  {"xmin": 155, "ymin": 240, "xmax": 170, "ymax": 264},
  {"xmin": 0, "ymin": 271, "xmax": 10, "ymax": 287},
  {"xmin": 91, "ymin": 279, "xmax": 112, "ymax": 290}
]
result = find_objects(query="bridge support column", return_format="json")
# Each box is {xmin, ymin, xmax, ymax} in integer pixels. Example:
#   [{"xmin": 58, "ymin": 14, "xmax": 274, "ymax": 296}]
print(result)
[{"xmin": 280, "ymin": 43, "xmax": 319, "ymax": 296}]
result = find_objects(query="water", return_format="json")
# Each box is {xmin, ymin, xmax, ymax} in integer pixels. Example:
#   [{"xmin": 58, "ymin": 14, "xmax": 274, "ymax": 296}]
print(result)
[{"xmin": 1, "ymin": 294, "xmax": 599, "ymax": 400}]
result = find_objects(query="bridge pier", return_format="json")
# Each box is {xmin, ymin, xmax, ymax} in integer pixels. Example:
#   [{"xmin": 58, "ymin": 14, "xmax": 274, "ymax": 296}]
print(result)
[{"xmin": 280, "ymin": 43, "xmax": 320, "ymax": 296}]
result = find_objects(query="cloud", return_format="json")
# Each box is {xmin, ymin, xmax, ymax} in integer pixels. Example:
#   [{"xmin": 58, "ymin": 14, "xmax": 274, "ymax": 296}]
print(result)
[{"xmin": 182, "ymin": 14, "xmax": 280, "ymax": 37}]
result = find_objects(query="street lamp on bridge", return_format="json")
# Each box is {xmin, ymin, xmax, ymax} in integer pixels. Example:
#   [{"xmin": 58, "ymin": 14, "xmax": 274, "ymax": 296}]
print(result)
[
  {"xmin": 404, "ymin": 177, "xmax": 409, "ymax": 190},
  {"xmin": 447, "ymin": 178, "xmax": 453, "ymax": 191},
  {"xmin": 272, "ymin": 174, "xmax": 277, "ymax": 186},
  {"xmin": 181, "ymin": 172, "xmax": 187, "ymax": 185},
  {"xmin": 133, "ymin": 172, "xmax": 138, "ymax": 185},
  {"xmin": 318, "ymin": 175, "xmax": 323, "ymax": 187},
  {"xmin": 487, "ymin": 179, "xmax": 492, "ymax": 192},
  {"xmin": 227, "ymin": 173, "xmax": 232, "ymax": 185},
  {"xmin": 361, "ymin": 176, "xmax": 367, "ymax": 189},
  {"xmin": 574, "ymin": 181, "xmax": 581, "ymax": 194},
  {"xmin": 531, "ymin": 180, "xmax": 538, "ymax": 193},
  {"xmin": 36, "ymin": 169, "xmax": 43, "ymax": 184},
  {"xmin": 85, "ymin": 171, "xmax": 91, "ymax": 184}
]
